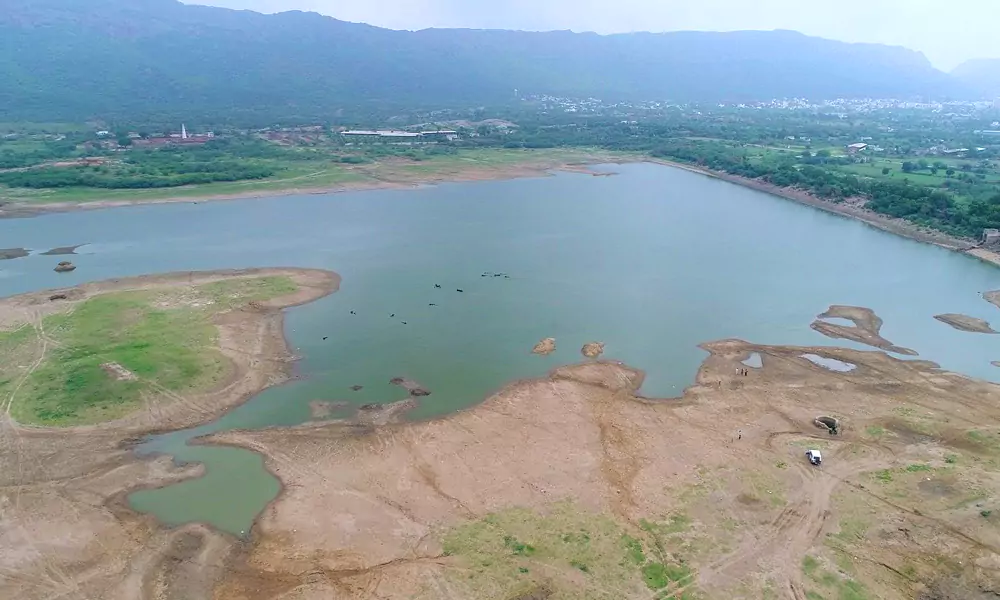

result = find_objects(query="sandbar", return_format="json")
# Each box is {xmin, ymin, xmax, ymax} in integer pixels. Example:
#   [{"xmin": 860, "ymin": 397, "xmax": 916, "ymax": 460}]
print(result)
[
  {"xmin": 810, "ymin": 305, "xmax": 918, "ymax": 355},
  {"xmin": 934, "ymin": 313, "xmax": 997, "ymax": 334}
]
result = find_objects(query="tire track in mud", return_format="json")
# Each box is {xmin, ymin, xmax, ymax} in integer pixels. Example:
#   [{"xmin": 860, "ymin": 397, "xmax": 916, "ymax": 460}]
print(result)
[{"xmin": 693, "ymin": 435, "xmax": 894, "ymax": 598}]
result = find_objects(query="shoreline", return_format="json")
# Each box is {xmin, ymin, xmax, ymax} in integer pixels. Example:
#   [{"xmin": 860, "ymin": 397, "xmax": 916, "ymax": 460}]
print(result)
[
  {"xmin": 646, "ymin": 157, "xmax": 1000, "ymax": 267},
  {"xmin": 4, "ymin": 151, "xmax": 997, "ymax": 269},
  {"xmin": 201, "ymin": 336, "xmax": 1000, "ymax": 600},
  {"xmin": 0, "ymin": 154, "xmax": 623, "ymax": 219},
  {"xmin": 0, "ymin": 267, "xmax": 341, "ymax": 435}
]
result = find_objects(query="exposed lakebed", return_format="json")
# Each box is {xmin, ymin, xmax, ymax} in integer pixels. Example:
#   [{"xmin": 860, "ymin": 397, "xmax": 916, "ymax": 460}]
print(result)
[{"xmin": 2, "ymin": 162, "xmax": 1000, "ymax": 536}]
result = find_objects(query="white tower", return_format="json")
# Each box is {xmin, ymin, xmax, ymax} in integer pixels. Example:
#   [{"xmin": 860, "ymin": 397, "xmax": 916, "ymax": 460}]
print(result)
[{"xmin": 181, "ymin": 124, "xmax": 188, "ymax": 140}]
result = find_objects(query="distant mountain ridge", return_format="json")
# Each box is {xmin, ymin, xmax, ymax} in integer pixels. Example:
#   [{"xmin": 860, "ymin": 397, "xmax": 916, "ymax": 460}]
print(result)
[
  {"xmin": 0, "ymin": 0, "xmax": 975, "ymax": 123},
  {"xmin": 952, "ymin": 59, "xmax": 1000, "ymax": 97}
]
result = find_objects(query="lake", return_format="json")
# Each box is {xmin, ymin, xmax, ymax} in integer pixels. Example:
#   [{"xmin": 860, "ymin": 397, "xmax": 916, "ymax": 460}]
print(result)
[{"xmin": 2, "ymin": 162, "xmax": 999, "ymax": 536}]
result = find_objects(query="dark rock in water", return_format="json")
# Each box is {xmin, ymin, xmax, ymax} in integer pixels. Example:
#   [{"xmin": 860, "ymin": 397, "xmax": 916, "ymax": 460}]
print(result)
[
  {"xmin": 389, "ymin": 376, "xmax": 431, "ymax": 397},
  {"xmin": 0, "ymin": 248, "xmax": 29, "ymax": 261},
  {"xmin": 54, "ymin": 261, "xmax": 77, "ymax": 273},
  {"xmin": 349, "ymin": 385, "xmax": 364, "ymax": 391},
  {"xmin": 41, "ymin": 245, "xmax": 84, "ymax": 256}
]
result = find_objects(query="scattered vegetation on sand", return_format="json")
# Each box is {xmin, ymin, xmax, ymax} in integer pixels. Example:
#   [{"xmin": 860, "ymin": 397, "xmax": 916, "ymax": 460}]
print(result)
[
  {"xmin": 437, "ymin": 502, "xmax": 700, "ymax": 599},
  {"xmin": 196, "ymin": 275, "xmax": 298, "ymax": 307},
  {"xmin": 0, "ymin": 276, "xmax": 298, "ymax": 425}
]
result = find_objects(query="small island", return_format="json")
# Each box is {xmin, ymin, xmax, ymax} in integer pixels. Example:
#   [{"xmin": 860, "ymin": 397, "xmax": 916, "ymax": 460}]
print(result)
[
  {"xmin": 810, "ymin": 305, "xmax": 918, "ymax": 355},
  {"xmin": 934, "ymin": 313, "xmax": 998, "ymax": 334},
  {"xmin": 532, "ymin": 337, "xmax": 556, "ymax": 355}
]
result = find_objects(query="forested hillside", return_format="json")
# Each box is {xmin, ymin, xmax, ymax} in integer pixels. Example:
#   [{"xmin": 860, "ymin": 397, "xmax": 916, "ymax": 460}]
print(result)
[{"xmin": 0, "ymin": 0, "xmax": 969, "ymax": 124}]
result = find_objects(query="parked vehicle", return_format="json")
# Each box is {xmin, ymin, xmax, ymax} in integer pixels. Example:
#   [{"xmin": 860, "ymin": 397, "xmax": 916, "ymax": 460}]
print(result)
[{"xmin": 806, "ymin": 449, "xmax": 822, "ymax": 466}]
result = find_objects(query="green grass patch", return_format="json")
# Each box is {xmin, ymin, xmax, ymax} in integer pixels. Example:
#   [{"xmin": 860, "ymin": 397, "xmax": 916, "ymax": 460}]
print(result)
[
  {"xmin": 438, "ymin": 502, "xmax": 700, "ymax": 599},
  {"xmin": 640, "ymin": 561, "xmax": 692, "ymax": 590},
  {"xmin": 804, "ymin": 558, "xmax": 870, "ymax": 600},
  {"xmin": 622, "ymin": 534, "xmax": 646, "ymax": 564},
  {"xmin": 197, "ymin": 275, "xmax": 297, "ymax": 307},
  {"xmin": 802, "ymin": 555, "xmax": 820, "ymax": 576},
  {"xmin": 875, "ymin": 470, "xmax": 894, "ymax": 483},
  {"xmin": 905, "ymin": 463, "xmax": 932, "ymax": 472},
  {"xmin": 4, "ymin": 276, "xmax": 298, "ymax": 425},
  {"xmin": 833, "ymin": 517, "xmax": 869, "ymax": 543},
  {"xmin": 865, "ymin": 426, "xmax": 885, "ymax": 439}
]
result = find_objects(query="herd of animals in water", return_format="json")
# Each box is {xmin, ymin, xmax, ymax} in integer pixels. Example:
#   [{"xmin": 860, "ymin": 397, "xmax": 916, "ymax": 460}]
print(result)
[
  {"xmin": 339, "ymin": 271, "xmax": 512, "ymax": 327},
  {"xmin": 330, "ymin": 272, "xmax": 516, "ymax": 397}
]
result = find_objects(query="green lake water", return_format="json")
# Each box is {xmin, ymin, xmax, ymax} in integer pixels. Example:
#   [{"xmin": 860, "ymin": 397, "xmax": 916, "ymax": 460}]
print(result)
[{"xmin": 3, "ymin": 162, "xmax": 1000, "ymax": 536}]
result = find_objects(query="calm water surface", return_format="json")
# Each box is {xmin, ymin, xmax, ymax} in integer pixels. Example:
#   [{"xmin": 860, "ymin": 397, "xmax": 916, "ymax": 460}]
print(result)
[{"xmin": 3, "ymin": 163, "xmax": 1000, "ymax": 535}]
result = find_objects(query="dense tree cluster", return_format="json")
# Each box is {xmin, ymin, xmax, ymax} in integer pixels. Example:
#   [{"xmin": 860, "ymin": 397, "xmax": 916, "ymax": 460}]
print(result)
[
  {"xmin": 0, "ymin": 140, "xmax": 279, "ymax": 189},
  {"xmin": 646, "ymin": 140, "xmax": 1000, "ymax": 238}
]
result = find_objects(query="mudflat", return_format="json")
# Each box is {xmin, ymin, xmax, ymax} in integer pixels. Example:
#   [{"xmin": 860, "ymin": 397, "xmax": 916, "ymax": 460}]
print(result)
[
  {"xmin": 204, "ymin": 340, "xmax": 1000, "ymax": 600},
  {"xmin": 4, "ymin": 277, "xmax": 1000, "ymax": 599}
]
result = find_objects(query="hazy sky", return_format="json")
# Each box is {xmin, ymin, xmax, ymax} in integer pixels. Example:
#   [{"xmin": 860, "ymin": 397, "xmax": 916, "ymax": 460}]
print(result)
[{"xmin": 187, "ymin": 0, "xmax": 995, "ymax": 70}]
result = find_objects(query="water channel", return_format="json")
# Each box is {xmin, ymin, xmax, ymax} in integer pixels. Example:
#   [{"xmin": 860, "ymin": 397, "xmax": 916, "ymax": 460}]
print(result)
[{"xmin": 2, "ymin": 162, "xmax": 1000, "ymax": 536}]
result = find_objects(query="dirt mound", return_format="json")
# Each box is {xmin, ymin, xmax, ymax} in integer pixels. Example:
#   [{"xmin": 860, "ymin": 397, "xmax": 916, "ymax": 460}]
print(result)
[
  {"xmin": 101, "ymin": 362, "xmax": 138, "ymax": 382},
  {"xmin": 581, "ymin": 341, "xmax": 605, "ymax": 358},
  {"xmin": 934, "ymin": 313, "xmax": 997, "ymax": 334},
  {"xmin": 532, "ymin": 337, "xmax": 556, "ymax": 355},
  {"xmin": 813, "ymin": 415, "xmax": 840, "ymax": 434}
]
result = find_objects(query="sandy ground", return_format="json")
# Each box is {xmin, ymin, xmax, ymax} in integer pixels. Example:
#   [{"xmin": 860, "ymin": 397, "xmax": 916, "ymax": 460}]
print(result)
[
  {"xmin": 204, "ymin": 335, "xmax": 1000, "ymax": 600},
  {"xmin": 0, "ymin": 268, "xmax": 338, "ymax": 600},
  {"xmin": 935, "ymin": 313, "xmax": 998, "ymax": 334}
]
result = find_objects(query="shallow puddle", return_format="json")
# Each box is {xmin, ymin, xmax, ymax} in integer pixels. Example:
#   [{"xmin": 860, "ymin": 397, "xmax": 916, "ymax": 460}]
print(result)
[
  {"xmin": 801, "ymin": 354, "xmax": 856, "ymax": 372},
  {"xmin": 741, "ymin": 352, "xmax": 763, "ymax": 368}
]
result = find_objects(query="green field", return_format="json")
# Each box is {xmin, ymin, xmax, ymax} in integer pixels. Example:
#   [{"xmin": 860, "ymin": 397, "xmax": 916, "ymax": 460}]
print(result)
[
  {"xmin": 835, "ymin": 159, "xmax": 1000, "ymax": 187},
  {"xmin": 0, "ymin": 275, "xmax": 297, "ymax": 426}
]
